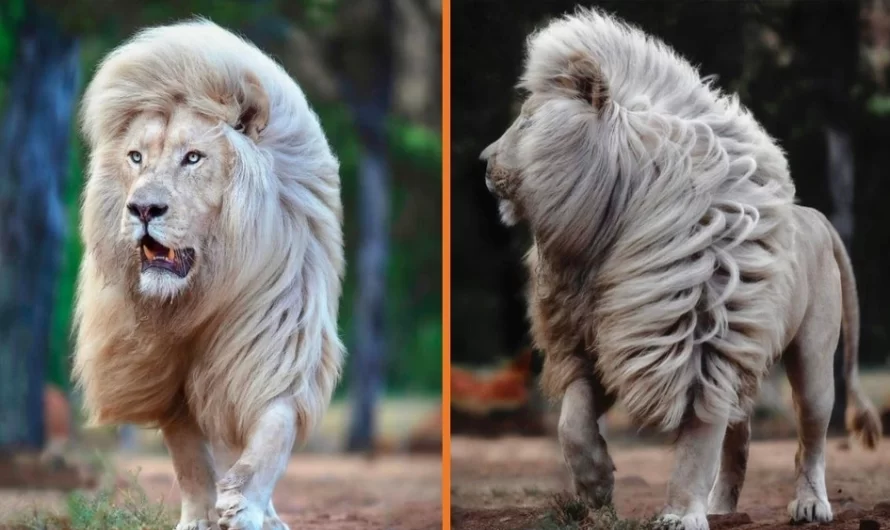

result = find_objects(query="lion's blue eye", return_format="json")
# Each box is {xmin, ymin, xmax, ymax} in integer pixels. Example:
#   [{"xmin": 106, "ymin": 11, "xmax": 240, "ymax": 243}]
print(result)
[
  {"xmin": 128, "ymin": 151, "xmax": 142, "ymax": 164},
  {"xmin": 183, "ymin": 151, "xmax": 203, "ymax": 166}
]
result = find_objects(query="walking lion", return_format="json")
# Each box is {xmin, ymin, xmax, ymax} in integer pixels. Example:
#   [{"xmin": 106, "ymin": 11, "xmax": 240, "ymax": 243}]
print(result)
[
  {"xmin": 482, "ymin": 8, "xmax": 880, "ymax": 530},
  {"xmin": 74, "ymin": 20, "xmax": 344, "ymax": 530}
]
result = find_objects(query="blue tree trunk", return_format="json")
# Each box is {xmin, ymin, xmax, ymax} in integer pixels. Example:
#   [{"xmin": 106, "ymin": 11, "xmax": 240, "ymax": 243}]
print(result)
[
  {"xmin": 0, "ymin": 6, "xmax": 79, "ymax": 451},
  {"xmin": 344, "ymin": 0, "xmax": 394, "ymax": 452}
]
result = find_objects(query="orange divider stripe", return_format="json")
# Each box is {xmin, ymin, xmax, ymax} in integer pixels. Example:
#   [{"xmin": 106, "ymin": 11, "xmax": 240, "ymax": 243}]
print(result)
[{"xmin": 441, "ymin": 0, "xmax": 452, "ymax": 527}]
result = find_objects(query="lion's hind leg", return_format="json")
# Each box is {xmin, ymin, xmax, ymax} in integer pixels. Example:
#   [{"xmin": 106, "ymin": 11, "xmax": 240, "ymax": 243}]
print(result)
[
  {"xmin": 558, "ymin": 378, "xmax": 616, "ymax": 508},
  {"xmin": 782, "ymin": 330, "xmax": 836, "ymax": 524},
  {"xmin": 707, "ymin": 418, "xmax": 750, "ymax": 514},
  {"xmin": 781, "ymin": 252, "xmax": 841, "ymax": 524}
]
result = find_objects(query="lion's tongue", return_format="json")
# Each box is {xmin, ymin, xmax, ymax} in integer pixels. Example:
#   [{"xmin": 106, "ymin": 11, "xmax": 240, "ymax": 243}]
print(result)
[{"xmin": 143, "ymin": 238, "xmax": 175, "ymax": 262}]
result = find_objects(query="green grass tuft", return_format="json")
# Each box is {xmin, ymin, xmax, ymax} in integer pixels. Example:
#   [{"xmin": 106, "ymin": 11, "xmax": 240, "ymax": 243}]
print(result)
[
  {"xmin": 534, "ymin": 493, "xmax": 659, "ymax": 530},
  {"xmin": 9, "ymin": 469, "xmax": 173, "ymax": 530}
]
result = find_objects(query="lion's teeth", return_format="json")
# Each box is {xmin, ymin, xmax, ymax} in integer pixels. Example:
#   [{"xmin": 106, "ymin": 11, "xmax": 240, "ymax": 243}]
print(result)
[
  {"xmin": 167, "ymin": 248, "xmax": 175, "ymax": 261},
  {"xmin": 143, "ymin": 245, "xmax": 156, "ymax": 260}
]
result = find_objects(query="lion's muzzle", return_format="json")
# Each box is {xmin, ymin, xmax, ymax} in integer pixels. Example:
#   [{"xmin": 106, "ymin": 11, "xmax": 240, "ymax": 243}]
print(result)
[
  {"xmin": 125, "ymin": 195, "xmax": 196, "ymax": 279},
  {"xmin": 484, "ymin": 159, "xmax": 519, "ymax": 201},
  {"xmin": 483, "ymin": 161, "xmax": 522, "ymax": 227}
]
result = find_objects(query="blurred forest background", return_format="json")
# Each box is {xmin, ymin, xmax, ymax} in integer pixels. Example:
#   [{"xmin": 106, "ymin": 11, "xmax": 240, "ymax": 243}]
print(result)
[
  {"xmin": 0, "ymin": 0, "xmax": 442, "ymax": 463},
  {"xmin": 452, "ymin": 0, "xmax": 890, "ymax": 437}
]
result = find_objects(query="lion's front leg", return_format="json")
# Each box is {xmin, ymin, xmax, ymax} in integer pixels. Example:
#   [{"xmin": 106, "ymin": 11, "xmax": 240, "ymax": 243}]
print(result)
[
  {"xmin": 657, "ymin": 415, "xmax": 727, "ymax": 530},
  {"xmin": 162, "ymin": 416, "xmax": 217, "ymax": 530},
  {"xmin": 215, "ymin": 399, "xmax": 295, "ymax": 530},
  {"xmin": 558, "ymin": 378, "xmax": 616, "ymax": 508}
]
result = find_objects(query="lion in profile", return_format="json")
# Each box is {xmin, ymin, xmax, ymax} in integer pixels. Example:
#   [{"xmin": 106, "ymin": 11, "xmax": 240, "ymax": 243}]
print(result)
[
  {"xmin": 482, "ymin": 8, "xmax": 881, "ymax": 530},
  {"xmin": 73, "ymin": 20, "xmax": 343, "ymax": 530}
]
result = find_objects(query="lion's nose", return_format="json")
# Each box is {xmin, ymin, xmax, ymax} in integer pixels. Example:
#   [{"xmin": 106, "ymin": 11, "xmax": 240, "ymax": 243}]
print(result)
[
  {"xmin": 127, "ymin": 202, "xmax": 168, "ymax": 223},
  {"xmin": 479, "ymin": 142, "xmax": 498, "ymax": 161}
]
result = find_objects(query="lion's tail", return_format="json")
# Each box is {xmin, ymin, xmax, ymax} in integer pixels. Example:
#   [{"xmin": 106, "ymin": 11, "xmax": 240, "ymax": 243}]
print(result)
[{"xmin": 829, "ymin": 221, "xmax": 881, "ymax": 450}]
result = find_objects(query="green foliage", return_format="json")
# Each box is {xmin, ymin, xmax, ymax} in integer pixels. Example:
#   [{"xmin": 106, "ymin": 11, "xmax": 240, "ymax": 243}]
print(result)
[
  {"xmin": 0, "ymin": 0, "xmax": 24, "ymax": 109},
  {"xmin": 318, "ymin": 103, "xmax": 442, "ymax": 396},
  {"xmin": 290, "ymin": 0, "xmax": 339, "ymax": 29},
  {"xmin": 867, "ymin": 94, "xmax": 890, "ymax": 117},
  {"xmin": 37, "ymin": 0, "xmax": 278, "ymax": 35},
  {"xmin": 388, "ymin": 120, "xmax": 442, "ymax": 175}
]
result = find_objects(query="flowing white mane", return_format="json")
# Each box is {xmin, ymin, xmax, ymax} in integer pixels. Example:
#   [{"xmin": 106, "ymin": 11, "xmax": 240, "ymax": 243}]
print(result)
[
  {"xmin": 520, "ymin": 8, "xmax": 797, "ymax": 429},
  {"xmin": 75, "ymin": 20, "xmax": 344, "ymax": 446}
]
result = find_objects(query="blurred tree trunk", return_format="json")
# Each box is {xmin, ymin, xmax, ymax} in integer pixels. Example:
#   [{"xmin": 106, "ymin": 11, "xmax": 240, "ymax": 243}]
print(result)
[
  {"xmin": 392, "ymin": 0, "xmax": 440, "ymax": 129},
  {"xmin": 826, "ymin": 126, "xmax": 855, "ymax": 429},
  {"xmin": 0, "ymin": 6, "xmax": 79, "ymax": 451},
  {"xmin": 827, "ymin": 131, "xmax": 855, "ymax": 249},
  {"xmin": 791, "ymin": 0, "xmax": 860, "ymax": 430},
  {"xmin": 343, "ymin": 0, "xmax": 394, "ymax": 452}
]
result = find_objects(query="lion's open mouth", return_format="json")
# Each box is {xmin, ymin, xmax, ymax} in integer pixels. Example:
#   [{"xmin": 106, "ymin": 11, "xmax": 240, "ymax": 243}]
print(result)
[{"xmin": 140, "ymin": 235, "xmax": 195, "ymax": 278}]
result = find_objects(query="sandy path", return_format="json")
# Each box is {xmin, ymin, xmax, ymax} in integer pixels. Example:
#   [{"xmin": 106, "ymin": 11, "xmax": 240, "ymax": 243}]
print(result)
[
  {"xmin": 451, "ymin": 435, "xmax": 890, "ymax": 529},
  {"xmin": 127, "ymin": 454, "xmax": 442, "ymax": 530}
]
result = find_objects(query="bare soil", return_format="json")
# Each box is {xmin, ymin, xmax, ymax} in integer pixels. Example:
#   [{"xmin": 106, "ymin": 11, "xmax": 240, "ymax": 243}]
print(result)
[
  {"xmin": 451, "ymin": 435, "xmax": 890, "ymax": 530},
  {"xmin": 136, "ymin": 454, "xmax": 442, "ymax": 530},
  {"xmin": 0, "ymin": 453, "xmax": 441, "ymax": 530}
]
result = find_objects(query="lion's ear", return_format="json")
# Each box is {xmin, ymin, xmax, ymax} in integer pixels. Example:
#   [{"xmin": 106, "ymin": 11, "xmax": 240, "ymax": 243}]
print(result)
[
  {"xmin": 552, "ymin": 54, "xmax": 610, "ymax": 112},
  {"xmin": 234, "ymin": 72, "xmax": 269, "ymax": 141}
]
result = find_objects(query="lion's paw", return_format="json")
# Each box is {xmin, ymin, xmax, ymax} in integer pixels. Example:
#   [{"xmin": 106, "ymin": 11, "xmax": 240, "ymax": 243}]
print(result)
[
  {"xmin": 788, "ymin": 497, "xmax": 832, "ymax": 524},
  {"xmin": 655, "ymin": 513, "xmax": 710, "ymax": 530},
  {"xmin": 566, "ymin": 452, "xmax": 615, "ymax": 509},
  {"xmin": 175, "ymin": 520, "xmax": 214, "ymax": 530},
  {"xmin": 655, "ymin": 513, "xmax": 683, "ymax": 530},
  {"xmin": 216, "ymin": 492, "xmax": 264, "ymax": 530},
  {"xmin": 572, "ymin": 478, "xmax": 613, "ymax": 509}
]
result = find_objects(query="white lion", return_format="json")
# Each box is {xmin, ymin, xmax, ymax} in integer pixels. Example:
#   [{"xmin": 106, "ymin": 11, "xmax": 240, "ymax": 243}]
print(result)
[
  {"xmin": 73, "ymin": 20, "xmax": 344, "ymax": 530},
  {"xmin": 481, "ymin": 8, "xmax": 881, "ymax": 530}
]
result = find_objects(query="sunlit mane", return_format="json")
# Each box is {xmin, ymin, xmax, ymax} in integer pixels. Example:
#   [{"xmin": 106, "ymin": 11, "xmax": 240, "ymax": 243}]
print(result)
[{"xmin": 74, "ymin": 19, "xmax": 344, "ymax": 447}]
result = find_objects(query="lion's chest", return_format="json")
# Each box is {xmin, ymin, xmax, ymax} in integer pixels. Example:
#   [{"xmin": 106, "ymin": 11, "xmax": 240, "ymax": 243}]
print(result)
[
  {"xmin": 526, "ymin": 266, "xmax": 594, "ymax": 358},
  {"xmin": 86, "ymin": 338, "xmax": 192, "ymax": 426}
]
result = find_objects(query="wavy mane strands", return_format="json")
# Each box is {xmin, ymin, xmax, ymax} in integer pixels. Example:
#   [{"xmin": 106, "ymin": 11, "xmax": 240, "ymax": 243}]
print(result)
[{"xmin": 521, "ymin": 8, "xmax": 796, "ymax": 430}]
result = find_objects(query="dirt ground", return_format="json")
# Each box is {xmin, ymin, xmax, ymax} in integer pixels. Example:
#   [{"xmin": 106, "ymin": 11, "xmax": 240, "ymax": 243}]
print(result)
[
  {"xmin": 137, "ymin": 454, "xmax": 442, "ymax": 530},
  {"xmin": 0, "ymin": 453, "xmax": 441, "ymax": 530},
  {"xmin": 0, "ymin": 398, "xmax": 442, "ymax": 529},
  {"xmin": 451, "ymin": 435, "xmax": 890, "ymax": 530}
]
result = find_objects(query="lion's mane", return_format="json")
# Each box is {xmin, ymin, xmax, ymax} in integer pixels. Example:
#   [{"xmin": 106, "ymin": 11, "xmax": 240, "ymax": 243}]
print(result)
[
  {"xmin": 520, "ymin": 9, "xmax": 797, "ymax": 431},
  {"xmin": 73, "ymin": 20, "xmax": 344, "ymax": 447}
]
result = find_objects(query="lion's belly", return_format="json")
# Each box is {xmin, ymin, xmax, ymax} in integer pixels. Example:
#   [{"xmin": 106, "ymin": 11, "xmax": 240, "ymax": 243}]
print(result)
[{"xmin": 779, "ymin": 207, "xmax": 838, "ymax": 351}]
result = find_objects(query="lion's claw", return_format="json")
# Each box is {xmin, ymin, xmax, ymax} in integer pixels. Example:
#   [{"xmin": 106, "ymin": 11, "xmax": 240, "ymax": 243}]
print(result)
[
  {"xmin": 655, "ymin": 513, "xmax": 710, "ymax": 530},
  {"xmin": 788, "ymin": 497, "xmax": 832, "ymax": 524}
]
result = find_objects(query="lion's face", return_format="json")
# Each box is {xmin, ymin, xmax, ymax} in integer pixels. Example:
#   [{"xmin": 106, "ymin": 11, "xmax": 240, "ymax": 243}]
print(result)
[
  {"xmin": 117, "ymin": 108, "xmax": 233, "ymax": 299},
  {"xmin": 480, "ymin": 97, "xmax": 541, "ymax": 227}
]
